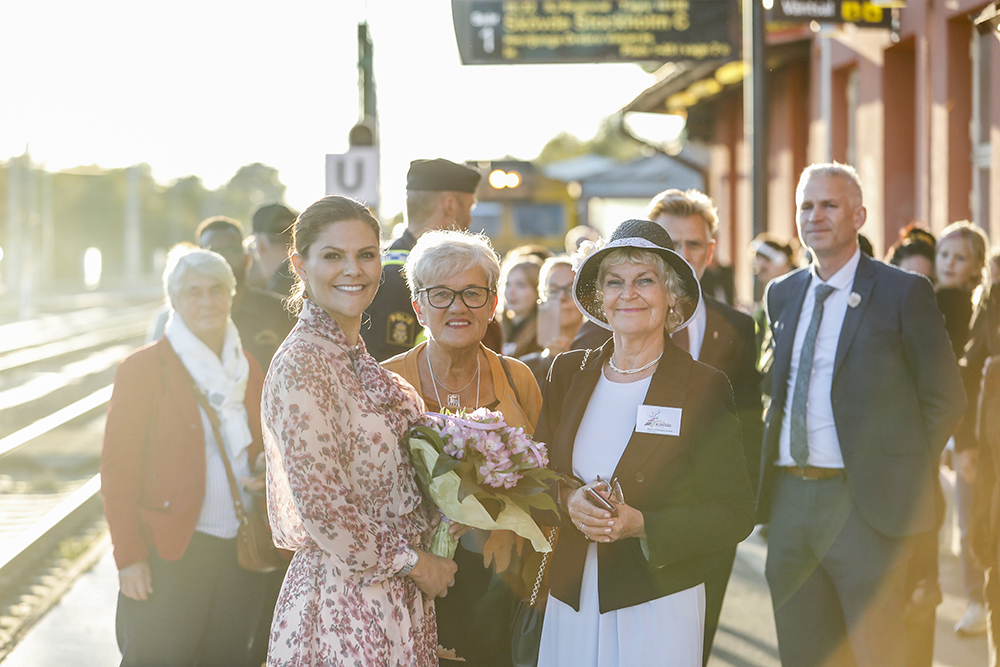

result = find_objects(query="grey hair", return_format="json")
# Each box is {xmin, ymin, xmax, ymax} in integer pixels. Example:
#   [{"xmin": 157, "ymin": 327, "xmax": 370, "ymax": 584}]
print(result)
[
  {"xmin": 404, "ymin": 229, "xmax": 501, "ymax": 298},
  {"xmin": 163, "ymin": 243, "xmax": 236, "ymax": 307},
  {"xmin": 596, "ymin": 247, "xmax": 685, "ymax": 332},
  {"xmin": 797, "ymin": 162, "xmax": 863, "ymax": 208},
  {"xmin": 538, "ymin": 256, "xmax": 575, "ymax": 301}
]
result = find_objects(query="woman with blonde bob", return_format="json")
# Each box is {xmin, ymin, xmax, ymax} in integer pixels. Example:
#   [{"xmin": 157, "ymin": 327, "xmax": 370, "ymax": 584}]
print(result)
[
  {"xmin": 384, "ymin": 229, "xmax": 542, "ymax": 667},
  {"xmin": 935, "ymin": 220, "xmax": 992, "ymax": 637}
]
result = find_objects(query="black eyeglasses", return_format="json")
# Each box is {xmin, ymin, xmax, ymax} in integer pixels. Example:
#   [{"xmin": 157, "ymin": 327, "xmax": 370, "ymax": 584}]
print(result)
[
  {"xmin": 544, "ymin": 285, "xmax": 574, "ymax": 300},
  {"xmin": 418, "ymin": 286, "xmax": 494, "ymax": 309}
]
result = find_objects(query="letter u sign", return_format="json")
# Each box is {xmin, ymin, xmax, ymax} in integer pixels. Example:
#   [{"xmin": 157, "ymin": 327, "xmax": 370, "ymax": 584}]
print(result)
[{"xmin": 325, "ymin": 147, "xmax": 380, "ymax": 207}]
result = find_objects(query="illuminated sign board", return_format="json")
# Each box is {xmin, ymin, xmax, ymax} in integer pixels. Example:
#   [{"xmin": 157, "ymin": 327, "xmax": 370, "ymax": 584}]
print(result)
[
  {"xmin": 452, "ymin": 0, "xmax": 738, "ymax": 64},
  {"xmin": 769, "ymin": 0, "xmax": 896, "ymax": 28}
]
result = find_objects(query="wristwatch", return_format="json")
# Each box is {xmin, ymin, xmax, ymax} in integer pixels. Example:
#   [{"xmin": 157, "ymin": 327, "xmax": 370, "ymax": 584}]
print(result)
[{"xmin": 398, "ymin": 548, "xmax": 419, "ymax": 577}]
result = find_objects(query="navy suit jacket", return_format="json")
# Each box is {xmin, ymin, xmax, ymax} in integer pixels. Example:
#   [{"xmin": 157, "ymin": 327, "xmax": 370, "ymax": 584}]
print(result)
[{"xmin": 757, "ymin": 254, "xmax": 966, "ymax": 538}]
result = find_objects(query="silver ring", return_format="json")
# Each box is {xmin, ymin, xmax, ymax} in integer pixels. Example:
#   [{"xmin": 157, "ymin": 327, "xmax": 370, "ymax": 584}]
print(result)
[{"xmin": 579, "ymin": 522, "xmax": 585, "ymax": 532}]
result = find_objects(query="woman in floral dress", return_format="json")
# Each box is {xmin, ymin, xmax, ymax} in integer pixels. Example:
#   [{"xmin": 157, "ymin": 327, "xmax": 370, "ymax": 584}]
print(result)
[{"xmin": 262, "ymin": 195, "xmax": 457, "ymax": 667}]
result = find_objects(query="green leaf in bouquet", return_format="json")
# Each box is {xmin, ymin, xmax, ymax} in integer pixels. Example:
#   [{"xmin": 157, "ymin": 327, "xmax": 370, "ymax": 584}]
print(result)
[
  {"xmin": 406, "ymin": 437, "xmax": 437, "ymax": 495},
  {"xmin": 521, "ymin": 491, "xmax": 560, "ymax": 514},
  {"xmin": 457, "ymin": 474, "xmax": 480, "ymax": 502},
  {"xmin": 412, "ymin": 425, "xmax": 447, "ymax": 452},
  {"xmin": 505, "ymin": 478, "xmax": 549, "ymax": 497},
  {"xmin": 431, "ymin": 455, "xmax": 462, "ymax": 478}
]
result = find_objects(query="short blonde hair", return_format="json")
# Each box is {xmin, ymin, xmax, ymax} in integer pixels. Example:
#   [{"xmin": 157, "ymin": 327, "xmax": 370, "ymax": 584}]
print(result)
[
  {"xmin": 404, "ymin": 230, "xmax": 501, "ymax": 298},
  {"xmin": 646, "ymin": 189, "xmax": 719, "ymax": 236},
  {"xmin": 939, "ymin": 220, "xmax": 991, "ymax": 300}
]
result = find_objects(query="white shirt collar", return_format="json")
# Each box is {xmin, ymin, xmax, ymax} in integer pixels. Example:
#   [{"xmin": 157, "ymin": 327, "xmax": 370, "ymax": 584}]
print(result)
[{"xmin": 809, "ymin": 248, "xmax": 861, "ymax": 292}]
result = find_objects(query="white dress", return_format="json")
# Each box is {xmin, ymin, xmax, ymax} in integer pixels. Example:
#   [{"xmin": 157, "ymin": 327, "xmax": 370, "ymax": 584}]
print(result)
[{"xmin": 537, "ymin": 371, "xmax": 705, "ymax": 667}]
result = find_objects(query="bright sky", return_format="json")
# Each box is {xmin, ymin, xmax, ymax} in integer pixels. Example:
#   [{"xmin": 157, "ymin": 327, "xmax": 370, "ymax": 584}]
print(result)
[{"xmin": 2, "ymin": 0, "xmax": 660, "ymax": 220}]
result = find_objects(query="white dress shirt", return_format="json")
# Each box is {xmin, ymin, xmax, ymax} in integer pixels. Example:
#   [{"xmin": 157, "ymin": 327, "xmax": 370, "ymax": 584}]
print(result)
[
  {"xmin": 674, "ymin": 302, "xmax": 706, "ymax": 361},
  {"xmin": 776, "ymin": 249, "xmax": 861, "ymax": 468}
]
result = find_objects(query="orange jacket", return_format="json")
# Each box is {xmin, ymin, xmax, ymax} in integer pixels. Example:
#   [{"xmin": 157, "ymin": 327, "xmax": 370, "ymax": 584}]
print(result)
[{"xmin": 100, "ymin": 338, "xmax": 264, "ymax": 570}]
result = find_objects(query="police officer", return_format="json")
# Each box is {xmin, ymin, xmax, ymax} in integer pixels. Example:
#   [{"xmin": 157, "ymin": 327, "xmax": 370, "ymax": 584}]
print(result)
[{"xmin": 362, "ymin": 158, "xmax": 481, "ymax": 362}]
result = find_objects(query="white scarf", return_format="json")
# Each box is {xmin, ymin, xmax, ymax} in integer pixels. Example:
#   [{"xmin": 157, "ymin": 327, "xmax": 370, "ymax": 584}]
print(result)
[{"xmin": 165, "ymin": 312, "xmax": 252, "ymax": 459}]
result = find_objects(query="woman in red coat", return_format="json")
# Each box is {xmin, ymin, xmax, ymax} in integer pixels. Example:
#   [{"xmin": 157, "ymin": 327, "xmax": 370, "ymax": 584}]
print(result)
[{"xmin": 101, "ymin": 244, "xmax": 267, "ymax": 667}]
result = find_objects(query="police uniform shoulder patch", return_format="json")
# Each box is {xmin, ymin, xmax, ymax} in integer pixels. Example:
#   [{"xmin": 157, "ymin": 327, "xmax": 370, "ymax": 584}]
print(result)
[
  {"xmin": 383, "ymin": 250, "xmax": 409, "ymax": 266},
  {"xmin": 387, "ymin": 311, "xmax": 416, "ymax": 347}
]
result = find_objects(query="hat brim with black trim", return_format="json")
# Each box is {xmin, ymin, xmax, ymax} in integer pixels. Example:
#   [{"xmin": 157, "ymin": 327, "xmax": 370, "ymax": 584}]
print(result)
[{"xmin": 573, "ymin": 219, "xmax": 702, "ymax": 333}]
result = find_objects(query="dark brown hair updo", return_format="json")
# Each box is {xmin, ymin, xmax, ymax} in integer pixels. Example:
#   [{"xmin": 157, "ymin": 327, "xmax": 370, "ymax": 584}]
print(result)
[{"xmin": 286, "ymin": 195, "xmax": 382, "ymax": 314}]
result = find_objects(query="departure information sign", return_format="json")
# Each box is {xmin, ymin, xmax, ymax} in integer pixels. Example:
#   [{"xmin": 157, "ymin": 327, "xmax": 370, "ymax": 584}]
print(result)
[
  {"xmin": 452, "ymin": 0, "xmax": 738, "ymax": 65},
  {"xmin": 769, "ymin": 0, "xmax": 895, "ymax": 28}
]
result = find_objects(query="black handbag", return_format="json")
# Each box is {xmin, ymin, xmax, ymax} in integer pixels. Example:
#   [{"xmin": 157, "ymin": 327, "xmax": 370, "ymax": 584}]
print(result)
[{"xmin": 510, "ymin": 527, "xmax": 557, "ymax": 667}]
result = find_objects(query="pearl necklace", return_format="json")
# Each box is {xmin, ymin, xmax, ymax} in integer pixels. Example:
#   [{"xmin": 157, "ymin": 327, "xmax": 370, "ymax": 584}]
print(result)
[
  {"xmin": 427, "ymin": 351, "xmax": 481, "ymax": 410},
  {"xmin": 608, "ymin": 351, "xmax": 663, "ymax": 375}
]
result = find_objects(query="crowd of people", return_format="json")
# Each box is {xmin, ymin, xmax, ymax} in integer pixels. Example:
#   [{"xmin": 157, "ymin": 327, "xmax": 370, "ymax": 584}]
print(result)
[{"xmin": 99, "ymin": 157, "xmax": 1000, "ymax": 667}]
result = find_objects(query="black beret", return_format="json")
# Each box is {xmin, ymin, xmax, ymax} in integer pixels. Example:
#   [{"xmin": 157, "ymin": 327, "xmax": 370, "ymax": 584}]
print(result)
[
  {"xmin": 406, "ymin": 158, "xmax": 481, "ymax": 193},
  {"xmin": 252, "ymin": 203, "xmax": 297, "ymax": 236}
]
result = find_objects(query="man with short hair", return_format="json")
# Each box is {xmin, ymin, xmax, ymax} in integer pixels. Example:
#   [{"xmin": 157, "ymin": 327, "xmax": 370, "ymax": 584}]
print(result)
[
  {"xmin": 759, "ymin": 163, "xmax": 965, "ymax": 667},
  {"xmin": 250, "ymin": 203, "xmax": 297, "ymax": 297},
  {"xmin": 362, "ymin": 158, "xmax": 481, "ymax": 362}
]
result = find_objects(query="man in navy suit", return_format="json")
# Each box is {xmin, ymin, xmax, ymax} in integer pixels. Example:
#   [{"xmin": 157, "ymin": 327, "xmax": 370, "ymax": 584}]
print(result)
[{"xmin": 758, "ymin": 163, "xmax": 966, "ymax": 667}]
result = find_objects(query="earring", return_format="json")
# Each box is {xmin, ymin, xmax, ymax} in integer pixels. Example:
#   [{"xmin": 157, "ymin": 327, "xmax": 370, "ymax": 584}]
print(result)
[{"xmin": 668, "ymin": 305, "xmax": 674, "ymax": 314}]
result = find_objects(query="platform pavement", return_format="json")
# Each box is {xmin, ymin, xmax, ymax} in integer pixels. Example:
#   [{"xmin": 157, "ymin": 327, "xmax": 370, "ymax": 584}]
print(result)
[
  {"xmin": 0, "ymin": 528, "xmax": 988, "ymax": 667},
  {"xmin": 1, "ymin": 535, "xmax": 120, "ymax": 667}
]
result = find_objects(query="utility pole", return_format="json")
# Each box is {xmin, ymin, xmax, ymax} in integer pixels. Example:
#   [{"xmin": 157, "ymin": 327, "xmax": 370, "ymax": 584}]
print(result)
[
  {"xmin": 351, "ymin": 22, "xmax": 378, "ymax": 148},
  {"xmin": 743, "ymin": 0, "xmax": 768, "ymax": 238},
  {"xmin": 5, "ymin": 155, "xmax": 22, "ymax": 300},
  {"xmin": 124, "ymin": 166, "xmax": 142, "ymax": 281}
]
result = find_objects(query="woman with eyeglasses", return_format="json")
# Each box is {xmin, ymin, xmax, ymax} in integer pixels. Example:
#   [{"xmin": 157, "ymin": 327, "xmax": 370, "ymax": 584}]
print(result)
[
  {"xmin": 520, "ymin": 256, "xmax": 585, "ymax": 384},
  {"xmin": 383, "ymin": 229, "xmax": 543, "ymax": 667}
]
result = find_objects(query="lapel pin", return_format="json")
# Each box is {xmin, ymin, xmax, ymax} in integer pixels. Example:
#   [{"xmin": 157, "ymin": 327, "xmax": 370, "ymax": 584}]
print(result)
[{"xmin": 848, "ymin": 292, "xmax": 861, "ymax": 308}]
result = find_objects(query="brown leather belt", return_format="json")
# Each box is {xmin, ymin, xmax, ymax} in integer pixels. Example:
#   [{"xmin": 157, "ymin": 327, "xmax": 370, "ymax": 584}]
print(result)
[{"xmin": 784, "ymin": 466, "xmax": 843, "ymax": 480}]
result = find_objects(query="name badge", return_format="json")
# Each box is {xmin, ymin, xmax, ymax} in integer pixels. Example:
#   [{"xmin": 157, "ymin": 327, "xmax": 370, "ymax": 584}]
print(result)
[{"xmin": 636, "ymin": 405, "xmax": 682, "ymax": 436}]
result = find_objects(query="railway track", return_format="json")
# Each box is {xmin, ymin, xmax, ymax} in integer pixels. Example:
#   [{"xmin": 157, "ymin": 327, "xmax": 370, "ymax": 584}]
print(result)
[{"xmin": 0, "ymin": 293, "xmax": 160, "ymax": 661}]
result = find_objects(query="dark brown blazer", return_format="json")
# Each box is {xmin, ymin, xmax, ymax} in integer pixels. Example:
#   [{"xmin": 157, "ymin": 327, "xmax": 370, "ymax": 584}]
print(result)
[
  {"xmin": 571, "ymin": 298, "xmax": 763, "ymax": 491},
  {"xmin": 101, "ymin": 338, "xmax": 264, "ymax": 570},
  {"xmin": 537, "ymin": 337, "xmax": 755, "ymax": 613}
]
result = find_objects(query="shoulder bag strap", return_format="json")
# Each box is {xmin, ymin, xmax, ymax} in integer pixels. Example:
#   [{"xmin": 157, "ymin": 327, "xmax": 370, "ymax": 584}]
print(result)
[
  {"xmin": 498, "ymin": 354, "xmax": 531, "ymax": 426},
  {"xmin": 182, "ymin": 371, "xmax": 249, "ymax": 526}
]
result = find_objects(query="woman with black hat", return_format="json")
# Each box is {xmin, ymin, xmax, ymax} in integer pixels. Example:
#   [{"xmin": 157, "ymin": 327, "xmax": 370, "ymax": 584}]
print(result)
[{"xmin": 534, "ymin": 219, "xmax": 756, "ymax": 667}]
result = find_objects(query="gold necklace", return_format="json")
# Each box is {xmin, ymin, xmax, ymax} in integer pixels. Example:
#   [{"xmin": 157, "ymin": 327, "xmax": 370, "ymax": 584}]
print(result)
[{"xmin": 427, "ymin": 351, "xmax": 481, "ymax": 410}]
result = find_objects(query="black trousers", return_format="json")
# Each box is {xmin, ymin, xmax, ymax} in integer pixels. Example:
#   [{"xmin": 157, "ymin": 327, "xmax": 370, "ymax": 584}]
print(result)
[{"xmin": 117, "ymin": 532, "xmax": 266, "ymax": 667}]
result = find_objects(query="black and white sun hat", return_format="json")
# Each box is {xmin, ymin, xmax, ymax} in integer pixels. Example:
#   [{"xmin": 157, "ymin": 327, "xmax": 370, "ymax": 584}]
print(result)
[{"xmin": 572, "ymin": 219, "xmax": 703, "ymax": 332}]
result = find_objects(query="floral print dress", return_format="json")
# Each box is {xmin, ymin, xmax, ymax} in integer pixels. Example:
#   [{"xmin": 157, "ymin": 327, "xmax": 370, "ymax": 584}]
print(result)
[{"xmin": 263, "ymin": 299, "xmax": 436, "ymax": 666}]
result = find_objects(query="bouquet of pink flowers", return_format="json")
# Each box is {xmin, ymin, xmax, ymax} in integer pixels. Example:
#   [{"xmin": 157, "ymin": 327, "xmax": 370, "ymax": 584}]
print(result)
[{"xmin": 406, "ymin": 407, "xmax": 561, "ymax": 559}]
